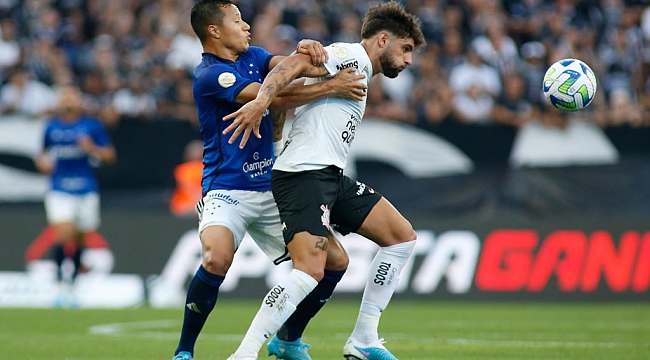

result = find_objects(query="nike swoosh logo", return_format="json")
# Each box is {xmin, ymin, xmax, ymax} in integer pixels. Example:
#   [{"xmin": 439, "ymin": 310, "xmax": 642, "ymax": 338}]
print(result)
[{"xmin": 355, "ymin": 346, "xmax": 371, "ymax": 357}]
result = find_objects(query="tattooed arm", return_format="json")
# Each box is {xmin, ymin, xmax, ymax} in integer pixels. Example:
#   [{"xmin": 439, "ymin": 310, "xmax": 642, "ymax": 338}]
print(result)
[
  {"xmin": 222, "ymin": 53, "xmax": 331, "ymax": 148},
  {"xmin": 269, "ymin": 110, "xmax": 286, "ymax": 143}
]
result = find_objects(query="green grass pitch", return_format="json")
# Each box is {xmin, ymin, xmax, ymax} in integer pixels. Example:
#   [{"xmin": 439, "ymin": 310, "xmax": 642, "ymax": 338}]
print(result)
[{"xmin": 1, "ymin": 300, "xmax": 648, "ymax": 359}]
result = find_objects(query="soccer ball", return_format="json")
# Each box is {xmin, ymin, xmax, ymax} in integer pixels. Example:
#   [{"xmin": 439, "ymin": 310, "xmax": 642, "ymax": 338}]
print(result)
[{"xmin": 542, "ymin": 58, "xmax": 597, "ymax": 112}]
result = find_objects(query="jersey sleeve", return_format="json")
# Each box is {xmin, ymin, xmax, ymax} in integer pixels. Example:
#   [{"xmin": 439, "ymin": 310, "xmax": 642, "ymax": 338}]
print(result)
[
  {"xmin": 322, "ymin": 43, "xmax": 360, "ymax": 76},
  {"xmin": 195, "ymin": 64, "xmax": 254, "ymax": 103}
]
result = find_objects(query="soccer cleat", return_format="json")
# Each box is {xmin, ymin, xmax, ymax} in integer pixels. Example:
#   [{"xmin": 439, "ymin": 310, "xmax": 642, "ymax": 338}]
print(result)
[
  {"xmin": 342, "ymin": 337, "xmax": 398, "ymax": 360},
  {"xmin": 172, "ymin": 351, "xmax": 193, "ymax": 360},
  {"xmin": 267, "ymin": 334, "xmax": 312, "ymax": 360}
]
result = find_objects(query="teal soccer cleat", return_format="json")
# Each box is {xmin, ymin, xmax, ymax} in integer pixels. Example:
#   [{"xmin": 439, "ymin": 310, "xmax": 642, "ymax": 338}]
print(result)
[
  {"xmin": 172, "ymin": 351, "xmax": 193, "ymax": 360},
  {"xmin": 267, "ymin": 334, "xmax": 312, "ymax": 360},
  {"xmin": 342, "ymin": 338, "xmax": 398, "ymax": 360}
]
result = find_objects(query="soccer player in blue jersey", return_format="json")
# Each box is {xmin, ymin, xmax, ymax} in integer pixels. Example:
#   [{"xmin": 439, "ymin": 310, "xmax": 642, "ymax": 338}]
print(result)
[
  {"xmin": 172, "ymin": 1, "xmax": 368, "ymax": 359},
  {"xmin": 35, "ymin": 84, "xmax": 116, "ymax": 307}
]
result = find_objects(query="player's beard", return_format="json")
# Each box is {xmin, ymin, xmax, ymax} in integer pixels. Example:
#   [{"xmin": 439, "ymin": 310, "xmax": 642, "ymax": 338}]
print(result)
[{"xmin": 379, "ymin": 51, "xmax": 404, "ymax": 79}]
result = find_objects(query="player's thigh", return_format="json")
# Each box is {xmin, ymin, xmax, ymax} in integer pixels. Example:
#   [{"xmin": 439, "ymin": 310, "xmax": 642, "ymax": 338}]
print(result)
[
  {"xmin": 45, "ymin": 191, "xmax": 76, "ymax": 226},
  {"xmin": 198, "ymin": 190, "xmax": 253, "ymax": 271},
  {"xmin": 357, "ymin": 196, "xmax": 416, "ymax": 247},
  {"xmin": 76, "ymin": 192, "xmax": 100, "ymax": 232},
  {"xmin": 271, "ymin": 168, "xmax": 339, "ymax": 244},
  {"xmin": 246, "ymin": 191, "xmax": 290, "ymax": 265},
  {"xmin": 332, "ymin": 176, "xmax": 415, "ymax": 247},
  {"xmin": 45, "ymin": 191, "xmax": 81, "ymax": 242}
]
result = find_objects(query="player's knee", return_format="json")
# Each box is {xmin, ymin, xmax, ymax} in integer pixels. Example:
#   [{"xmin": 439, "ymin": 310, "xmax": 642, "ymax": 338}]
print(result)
[
  {"xmin": 325, "ymin": 247, "xmax": 349, "ymax": 271},
  {"xmin": 201, "ymin": 249, "xmax": 232, "ymax": 276}
]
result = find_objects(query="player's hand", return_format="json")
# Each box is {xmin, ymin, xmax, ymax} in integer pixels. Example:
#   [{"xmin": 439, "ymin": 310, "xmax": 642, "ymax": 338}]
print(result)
[
  {"xmin": 296, "ymin": 39, "xmax": 328, "ymax": 66},
  {"xmin": 222, "ymin": 100, "xmax": 267, "ymax": 148},
  {"xmin": 77, "ymin": 135, "xmax": 97, "ymax": 154},
  {"xmin": 35, "ymin": 153, "xmax": 55, "ymax": 174},
  {"xmin": 331, "ymin": 67, "xmax": 367, "ymax": 101}
]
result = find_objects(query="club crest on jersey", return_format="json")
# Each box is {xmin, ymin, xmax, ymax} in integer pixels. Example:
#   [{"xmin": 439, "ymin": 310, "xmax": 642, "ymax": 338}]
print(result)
[
  {"xmin": 320, "ymin": 204, "xmax": 331, "ymax": 231},
  {"xmin": 218, "ymin": 72, "xmax": 236, "ymax": 88},
  {"xmin": 332, "ymin": 44, "xmax": 349, "ymax": 59}
]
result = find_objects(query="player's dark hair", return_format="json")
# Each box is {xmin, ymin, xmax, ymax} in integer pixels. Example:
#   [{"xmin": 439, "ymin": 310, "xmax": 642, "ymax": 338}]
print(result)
[
  {"xmin": 361, "ymin": 1, "xmax": 425, "ymax": 49},
  {"xmin": 190, "ymin": 0, "xmax": 234, "ymax": 42}
]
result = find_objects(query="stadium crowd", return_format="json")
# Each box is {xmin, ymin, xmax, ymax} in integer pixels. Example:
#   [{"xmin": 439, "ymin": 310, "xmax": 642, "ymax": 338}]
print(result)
[{"xmin": 0, "ymin": 0, "xmax": 649, "ymax": 130}]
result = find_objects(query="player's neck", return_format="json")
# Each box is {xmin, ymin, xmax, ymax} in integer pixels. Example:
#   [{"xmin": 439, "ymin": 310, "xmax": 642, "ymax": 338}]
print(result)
[
  {"xmin": 205, "ymin": 43, "xmax": 239, "ymax": 62},
  {"xmin": 360, "ymin": 41, "xmax": 380, "ymax": 77}
]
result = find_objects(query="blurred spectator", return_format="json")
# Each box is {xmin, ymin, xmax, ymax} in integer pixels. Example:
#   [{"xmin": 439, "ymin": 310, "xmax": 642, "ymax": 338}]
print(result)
[
  {"xmin": 0, "ymin": 66, "xmax": 58, "ymax": 118},
  {"xmin": 607, "ymin": 88, "xmax": 647, "ymax": 127},
  {"xmin": 411, "ymin": 45, "xmax": 454, "ymax": 128},
  {"xmin": 331, "ymin": 10, "xmax": 361, "ymax": 43},
  {"xmin": 471, "ymin": 15, "xmax": 520, "ymax": 74},
  {"xmin": 169, "ymin": 139, "xmax": 203, "ymax": 217},
  {"xmin": 439, "ymin": 28, "xmax": 466, "ymax": 73},
  {"xmin": 365, "ymin": 76, "xmax": 416, "ymax": 124},
  {"xmin": 449, "ymin": 46, "xmax": 501, "ymax": 124},
  {"xmin": 111, "ymin": 72, "xmax": 157, "ymax": 120},
  {"xmin": 519, "ymin": 40, "xmax": 548, "ymax": 108},
  {"xmin": 503, "ymin": 0, "xmax": 547, "ymax": 44},
  {"xmin": 491, "ymin": 71, "xmax": 538, "ymax": 128},
  {"xmin": 165, "ymin": 10, "xmax": 202, "ymax": 74},
  {"xmin": 0, "ymin": 18, "xmax": 20, "ymax": 79}
]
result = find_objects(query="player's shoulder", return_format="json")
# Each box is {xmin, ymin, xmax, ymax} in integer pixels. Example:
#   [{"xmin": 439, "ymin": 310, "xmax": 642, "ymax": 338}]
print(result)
[{"xmin": 327, "ymin": 42, "xmax": 367, "ymax": 62}]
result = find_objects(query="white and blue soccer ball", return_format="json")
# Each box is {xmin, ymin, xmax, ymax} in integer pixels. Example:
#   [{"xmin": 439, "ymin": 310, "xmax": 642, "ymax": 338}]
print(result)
[{"xmin": 542, "ymin": 58, "xmax": 597, "ymax": 112}]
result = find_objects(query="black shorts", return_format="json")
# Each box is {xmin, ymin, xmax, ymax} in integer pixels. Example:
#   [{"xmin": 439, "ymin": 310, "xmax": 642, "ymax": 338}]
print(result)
[{"xmin": 271, "ymin": 166, "xmax": 382, "ymax": 244}]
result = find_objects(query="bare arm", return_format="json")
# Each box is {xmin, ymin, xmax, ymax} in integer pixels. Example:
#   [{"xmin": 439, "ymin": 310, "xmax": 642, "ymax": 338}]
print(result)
[{"xmin": 223, "ymin": 53, "xmax": 330, "ymax": 148}]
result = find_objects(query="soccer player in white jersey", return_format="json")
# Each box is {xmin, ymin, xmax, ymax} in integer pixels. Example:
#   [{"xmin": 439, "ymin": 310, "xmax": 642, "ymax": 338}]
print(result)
[
  {"xmin": 36, "ymin": 84, "xmax": 116, "ymax": 307},
  {"xmin": 172, "ymin": 1, "xmax": 368, "ymax": 360},
  {"xmin": 223, "ymin": 2, "xmax": 425, "ymax": 359}
]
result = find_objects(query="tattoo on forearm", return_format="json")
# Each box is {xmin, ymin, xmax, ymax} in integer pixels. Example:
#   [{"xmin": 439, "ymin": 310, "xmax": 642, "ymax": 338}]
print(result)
[
  {"xmin": 269, "ymin": 110, "xmax": 286, "ymax": 140},
  {"xmin": 315, "ymin": 236, "xmax": 329, "ymax": 251}
]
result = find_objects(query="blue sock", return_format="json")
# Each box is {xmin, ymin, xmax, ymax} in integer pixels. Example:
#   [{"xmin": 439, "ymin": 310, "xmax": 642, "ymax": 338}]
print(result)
[
  {"xmin": 278, "ymin": 269, "xmax": 346, "ymax": 342},
  {"xmin": 175, "ymin": 265, "xmax": 224, "ymax": 356},
  {"xmin": 51, "ymin": 243, "xmax": 65, "ymax": 282}
]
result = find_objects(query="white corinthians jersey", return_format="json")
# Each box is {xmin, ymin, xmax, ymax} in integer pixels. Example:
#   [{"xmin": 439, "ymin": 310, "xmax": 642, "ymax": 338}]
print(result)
[{"xmin": 274, "ymin": 42, "xmax": 372, "ymax": 172}]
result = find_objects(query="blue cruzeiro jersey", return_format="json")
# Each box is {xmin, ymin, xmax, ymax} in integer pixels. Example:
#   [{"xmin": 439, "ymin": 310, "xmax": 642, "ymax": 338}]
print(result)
[
  {"xmin": 42, "ymin": 116, "xmax": 112, "ymax": 194},
  {"xmin": 193, "ymin": 46, "xmax": 275, "ymax": 195}
]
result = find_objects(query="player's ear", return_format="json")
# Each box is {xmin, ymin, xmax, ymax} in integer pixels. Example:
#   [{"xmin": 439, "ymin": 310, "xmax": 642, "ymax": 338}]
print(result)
[
  {"xmin": 378, "ymin": 32, "xmax": 389, "ymax": 47},
  {"xmin": 208, "ymin": 25, "xmax": 219, "ymax": 38}
]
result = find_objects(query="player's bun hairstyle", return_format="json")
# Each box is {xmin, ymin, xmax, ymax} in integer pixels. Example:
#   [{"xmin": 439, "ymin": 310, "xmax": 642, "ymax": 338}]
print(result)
[
  {"xmin": 190, "ymin": 0, "xmax": 234, "ymax": 42},
  {"xmin": 361, "ymin": 1, "xmax": 425, "ymax": 49}
]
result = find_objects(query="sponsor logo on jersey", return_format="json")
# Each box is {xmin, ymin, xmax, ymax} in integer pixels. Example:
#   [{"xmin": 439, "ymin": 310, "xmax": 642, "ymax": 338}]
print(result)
[
  {"xmin": 336, "ymin": 60, "xmax": 358, "ymax": 71},
  {"xmin": 218, "ymin": 72, "xmax": 236, "ymax": 88},
  {"xmin": 207, "ymin": 192, "xmax": 240, "ymax": 205},
  {"xmin": 243, "ymin": 152, "xmax": 274, "ymax": 178}
]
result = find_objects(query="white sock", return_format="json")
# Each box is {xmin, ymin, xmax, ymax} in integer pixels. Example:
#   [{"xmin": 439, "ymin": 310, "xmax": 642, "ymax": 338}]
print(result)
[
  {"xmin": 351, "ymin": 240, "xmax": 416, "ymax": 344},
  {"xmin": 233, "ymin": 269, "xmax": 318, "ymax": 357}
]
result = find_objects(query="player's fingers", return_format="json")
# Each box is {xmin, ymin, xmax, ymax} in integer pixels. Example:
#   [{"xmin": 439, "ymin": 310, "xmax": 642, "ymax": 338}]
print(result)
[
  {"xmin": 239, "ymin": 128, "xmax": 252, "ymax": 149},
  {"xmin": 228, "ymin": 126, "xmax": 243, "ymax": 144},
  {"xmin": 253, "ymin": 126, "xmax": 262, "ymax": 139},
  {"xmin": 223, "ymin": 120, "xmax": 239, "ymax": 135},
  {"xmin": 223, "ymin": 110, "xmax": 238, "ymax": 121}
]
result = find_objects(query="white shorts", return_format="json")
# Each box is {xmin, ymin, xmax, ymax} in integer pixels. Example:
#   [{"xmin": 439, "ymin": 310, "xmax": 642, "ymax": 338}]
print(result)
[
  {"xmin": 198, "ymin": 190, "xmax": 289, "ymax": 264},
  {"xmin": 44, "ymin": 191, "xmax": 100, "ymax": 232}
]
